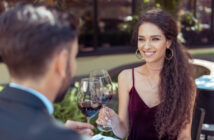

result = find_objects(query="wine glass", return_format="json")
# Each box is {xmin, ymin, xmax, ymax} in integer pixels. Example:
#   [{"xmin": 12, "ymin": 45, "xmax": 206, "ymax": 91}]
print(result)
[
  {"xmin": 77, "ymin": 78, "xmax": 102, "ymax": 124},
  {"xmin": 89, "ymin": 69, "xmax": 114, "ymax": 132}
]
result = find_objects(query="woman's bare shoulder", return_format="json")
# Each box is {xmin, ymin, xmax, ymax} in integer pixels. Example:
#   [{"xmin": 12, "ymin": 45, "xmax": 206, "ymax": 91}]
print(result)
[
  {"xmin": 117, "ymin": 69, "xmax": 133, "ymax": 93},
  {"xmin": 118, "ymin": 66, "xmax": 146, "ymax": 79},
  {"xmin": 118, "ymin": 69, "xmax": 132, "ymax": 81},
  {"xmin": 118, "ymin": 68, "xmax": 137, "ymax": 90}
]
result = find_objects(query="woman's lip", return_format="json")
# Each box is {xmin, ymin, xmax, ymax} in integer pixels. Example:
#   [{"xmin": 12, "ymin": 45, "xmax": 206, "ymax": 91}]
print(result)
[{"xmin": 143, "ymin": 51, "xmax": 156, "ymax": 57}]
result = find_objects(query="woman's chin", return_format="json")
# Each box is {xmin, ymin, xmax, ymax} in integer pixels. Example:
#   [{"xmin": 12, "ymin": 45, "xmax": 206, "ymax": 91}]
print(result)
[{"xmin": 144, "ymin": 58, "xmax": 155, "ymax": 63}]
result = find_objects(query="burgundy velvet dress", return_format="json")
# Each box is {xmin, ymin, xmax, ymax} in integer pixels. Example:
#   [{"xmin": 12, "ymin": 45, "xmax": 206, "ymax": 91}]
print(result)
[{"xmin": 128, "ymin": 68, "xmax": 176, "ymax": 140}]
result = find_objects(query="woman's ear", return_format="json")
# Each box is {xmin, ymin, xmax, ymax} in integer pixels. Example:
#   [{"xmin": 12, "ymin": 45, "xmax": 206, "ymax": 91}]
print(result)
[{"xmin": 166, "ymin": 40, "xmax": 172, "ymax": 49}]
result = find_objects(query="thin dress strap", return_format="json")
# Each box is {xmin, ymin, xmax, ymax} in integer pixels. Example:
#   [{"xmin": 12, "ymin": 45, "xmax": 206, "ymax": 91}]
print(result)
[{"xmin": 132, "ymin": 68, "xmax": 135, "ymax": 87}]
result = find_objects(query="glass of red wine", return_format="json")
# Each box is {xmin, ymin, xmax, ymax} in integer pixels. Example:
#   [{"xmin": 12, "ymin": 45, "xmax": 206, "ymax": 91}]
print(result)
[
  {"xmin": 89, "ymin": 69, "xmax": 113, "ymax": 132},
  {"xmin": 77, "ymin": 78, "xmax": 102, "ymax": 124}
]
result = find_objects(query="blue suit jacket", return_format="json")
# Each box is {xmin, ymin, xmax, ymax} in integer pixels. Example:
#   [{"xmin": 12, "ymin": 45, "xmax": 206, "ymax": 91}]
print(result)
[{"xmin": 0, "ymin": 86, "xmax": 84, "ymax": 140}]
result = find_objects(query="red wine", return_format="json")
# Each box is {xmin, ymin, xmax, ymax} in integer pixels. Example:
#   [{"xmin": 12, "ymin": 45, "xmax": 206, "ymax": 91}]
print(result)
[
  {"xmin": 94, "ymin": 93, "xmax": 113, "ymax": 104},
  {"xmin": 100, "ymin": 94, "xmax": 112, "ymax": 104},
  {"xmin": 78, "ymin": 101, "xmax": 102, "ymax": 118}
]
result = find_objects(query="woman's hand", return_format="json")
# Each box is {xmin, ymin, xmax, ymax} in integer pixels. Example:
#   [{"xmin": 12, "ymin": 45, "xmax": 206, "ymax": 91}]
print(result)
[
  {"xmin": 65, "ymin": 120, "xmax": 94, "ymax": 136},
  {"xmin": 96, "ymin": 107, "xmax": 120, "ymax": 129}
]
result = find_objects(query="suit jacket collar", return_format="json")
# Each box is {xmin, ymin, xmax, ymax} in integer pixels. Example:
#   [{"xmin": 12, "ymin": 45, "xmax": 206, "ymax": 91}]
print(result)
[{"xmin": 0, "ymin": 85, "xmax": 49, "ymax": 114}]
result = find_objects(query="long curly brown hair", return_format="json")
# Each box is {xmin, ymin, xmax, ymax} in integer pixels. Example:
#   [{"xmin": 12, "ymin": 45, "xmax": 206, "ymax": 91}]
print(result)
[{"xmin": 133, "ymin": 9, "xmax": 195, "ymax": 139}]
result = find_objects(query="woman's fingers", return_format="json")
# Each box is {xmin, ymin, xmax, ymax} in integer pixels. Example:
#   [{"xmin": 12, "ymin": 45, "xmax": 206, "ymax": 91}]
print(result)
[
  {"xmin": 96, "ymin": 107, "xmax": 117, "ymax": 127},
  {"xmin": 96, "ymin": 117, "xmax": 112, "ymax": 127},
  {"xmin": 99, "ymin": 107, "xmax": 120, "ymax": 128}
]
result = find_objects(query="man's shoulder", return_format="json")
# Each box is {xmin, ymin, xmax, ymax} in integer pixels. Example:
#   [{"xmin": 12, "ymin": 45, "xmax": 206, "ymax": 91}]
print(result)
[
  {"xmin": 0, "ymin": 88, "xmax": 84, "ymax": 139},
  {"xmin": 0, "ymin": 87, "xmax": 91, "ymax": 140},
  {"xmin": 0, "ymin": 108, "xmax": 87, "ymax": 140},
  {"xmin": 29, "ymin": 118, "xmax": 91, "ymax": 140}
]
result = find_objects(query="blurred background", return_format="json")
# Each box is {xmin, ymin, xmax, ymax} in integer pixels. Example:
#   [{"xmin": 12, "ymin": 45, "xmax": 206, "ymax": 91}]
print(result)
[
  {"xmin": 1, "ymin": 0, "xmax": 214, "ymax": 77},
  {"xmin": 0, "ymin": 0, "xmax": 214, "ymax": 51}
]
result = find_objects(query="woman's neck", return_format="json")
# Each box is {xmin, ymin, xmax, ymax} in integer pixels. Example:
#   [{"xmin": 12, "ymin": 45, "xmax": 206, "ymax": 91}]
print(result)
[
  {"xmin": 146, "ymin": 63, "xmax": 163, "ymax": 71},
  {"xmin": 146, "ymin": 63, "xmax": 163, "ymax": 74},
  {"xmin": 141, "ymin": 63, "xmax": 162, "ymax": 90}
]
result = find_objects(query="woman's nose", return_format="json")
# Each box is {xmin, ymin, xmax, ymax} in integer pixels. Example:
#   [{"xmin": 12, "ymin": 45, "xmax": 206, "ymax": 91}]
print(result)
[{"xmin": 144, "ymin": 41, "xmax": 151, "ymax": 49}]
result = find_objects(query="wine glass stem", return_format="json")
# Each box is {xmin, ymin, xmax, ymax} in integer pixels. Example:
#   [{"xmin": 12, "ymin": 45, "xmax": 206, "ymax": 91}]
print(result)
[{"xmin": 87, "ymin": 117, "xmax": 91, "ymax": 124}]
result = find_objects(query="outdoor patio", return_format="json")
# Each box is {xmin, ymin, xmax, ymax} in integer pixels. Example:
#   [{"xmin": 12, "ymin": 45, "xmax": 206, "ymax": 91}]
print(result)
[{"xmin": 0, "ymin": 0, "xmax": 214, "ymax": 139}]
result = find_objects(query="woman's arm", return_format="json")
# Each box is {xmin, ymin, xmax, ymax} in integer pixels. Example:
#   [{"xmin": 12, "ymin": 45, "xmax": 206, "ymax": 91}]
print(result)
[
  {"xmin": 96, "ymin": 70, "xmax": 131, "ymax": 138},
  {"xmin": 177, "ymin": 122, "xmax": 192, "ymax": 140}
]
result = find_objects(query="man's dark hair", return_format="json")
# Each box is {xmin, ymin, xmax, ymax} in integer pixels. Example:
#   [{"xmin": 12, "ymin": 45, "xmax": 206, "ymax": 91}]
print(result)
[{"xmin": 0, "ymin": 2, "xmax": 78, "ymax": 79}]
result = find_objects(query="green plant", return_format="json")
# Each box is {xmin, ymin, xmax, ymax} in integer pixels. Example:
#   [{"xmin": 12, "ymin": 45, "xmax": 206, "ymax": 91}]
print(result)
[
  {"xmin": 119, "ymin": 15, "xmax": 139, "ymax": 33},
  {"xmin": 181, "ymin": 11, "xmax": 201, "ymax": 32},
  {"xmin": 53, "ymin": 86, "xmax": 85, "ymax": 123},
  {"xmin": 0, "ymin": 86, "xmax": 4, "ymax": 91}
]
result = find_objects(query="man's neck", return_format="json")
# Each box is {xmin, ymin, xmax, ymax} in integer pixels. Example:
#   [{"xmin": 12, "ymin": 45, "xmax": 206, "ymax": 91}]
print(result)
[{"xmin": 11, "ymin": 78, "xmax": 56, "ymax": 102}]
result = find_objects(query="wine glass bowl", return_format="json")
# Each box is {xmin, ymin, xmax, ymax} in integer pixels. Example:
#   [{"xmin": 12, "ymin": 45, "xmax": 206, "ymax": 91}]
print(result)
[
  {"xmin": 98, "ymin": 81, "xmax": 113, "ymax": 104},
  {"xmin": 77, "ymin": 78, "xmax": 102, "ymax": 123},
  {"xmin": 78, "ymin": 100, "xmax": 102, "ymax": 119},
  {"xmin": 89, "ymin": 69, "xmax": 114, "ymax": 132}
]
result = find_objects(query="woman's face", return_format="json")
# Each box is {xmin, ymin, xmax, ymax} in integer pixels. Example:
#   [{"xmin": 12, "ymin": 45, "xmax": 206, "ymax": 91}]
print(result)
[{"xmin": 138, "ymin": 22, "xmax": 171, "ymax": 65}]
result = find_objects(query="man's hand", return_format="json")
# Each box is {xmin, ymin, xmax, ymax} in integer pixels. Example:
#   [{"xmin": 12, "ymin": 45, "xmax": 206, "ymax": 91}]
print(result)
[{"xmin": 65, "ymin": 120, "xmax": 94, "ymax": 136}]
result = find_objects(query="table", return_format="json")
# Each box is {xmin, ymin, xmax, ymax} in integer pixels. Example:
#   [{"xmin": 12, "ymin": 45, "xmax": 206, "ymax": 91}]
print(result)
[
  {"xmin": 195, "ymin": 75, "xmax": 214, "ymax": 139},
  {"xmin": 92, "ymin": 134, "xmax": 119, "ymax": 140},
  {"xmin": 195, "ymin": 75, "xmax": 214, "ymax": 124}
]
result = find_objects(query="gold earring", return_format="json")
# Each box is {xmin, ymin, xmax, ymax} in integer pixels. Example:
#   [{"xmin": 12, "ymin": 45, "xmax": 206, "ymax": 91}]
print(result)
[
  {"xmin": 136, "ymin": 49, "xmax": 143, "ymax": 60},
  {"xmin": 165, "ymin": 48, "xmax": 174, "ymax": 61}
]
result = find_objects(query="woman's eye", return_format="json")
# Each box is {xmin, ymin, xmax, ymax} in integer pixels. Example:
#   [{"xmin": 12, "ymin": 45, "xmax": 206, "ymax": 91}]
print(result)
[
  {"xmin": 152, "ymin": 38, "xmax": 160, "ymax": 41},
  {"xmin": 138, "ymin": 38, "xmax": 144, "ymax": 41}
]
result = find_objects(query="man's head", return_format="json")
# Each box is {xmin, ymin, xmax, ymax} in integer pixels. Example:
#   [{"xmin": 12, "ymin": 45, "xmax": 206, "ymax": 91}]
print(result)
[{"xmin": 0, "ymin": 2, "xmax": 79, "ymax": 102}]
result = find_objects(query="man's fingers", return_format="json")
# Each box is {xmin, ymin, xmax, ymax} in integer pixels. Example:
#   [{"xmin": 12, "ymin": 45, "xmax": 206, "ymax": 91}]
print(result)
[
  {"xmin": 73, "ymin": 121, "xmax": 94, "ymax": 129},
  {"xmin": 65, "ymin": 120, "xmax": 94, "ymax": 129},
  {"xmin": 78, "ymin": 129, "xmax": 94, "ymax": 136}
]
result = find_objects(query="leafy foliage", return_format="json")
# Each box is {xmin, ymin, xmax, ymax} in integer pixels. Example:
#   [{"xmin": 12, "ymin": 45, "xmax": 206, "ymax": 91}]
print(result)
[
  {"xmin": 181, "ymin": 11, "xmax": 201, "ymax": 32},
  {"xmin": 0, "ymin": 86, "xmax": 4, "ymax": 92},
  {"xmin": 53, "ymin": 86, "xmax": 85, "ymax": 123},
  {"xmin": 154, "ymin": 0, "xmax": 181, "ymax": 18}
]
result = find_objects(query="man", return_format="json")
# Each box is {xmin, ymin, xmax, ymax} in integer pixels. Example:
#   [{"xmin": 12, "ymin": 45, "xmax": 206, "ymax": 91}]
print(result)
[{"xmin": 0, "ymin": 2, "xmax": 93, "ymax": 140}]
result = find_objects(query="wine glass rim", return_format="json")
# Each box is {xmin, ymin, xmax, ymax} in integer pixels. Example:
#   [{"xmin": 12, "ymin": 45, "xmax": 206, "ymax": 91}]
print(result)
[
  {"xmin": 80, "ymin": 78, "xmax": 89, "ymax": 82},
  {"xmin": 89, "ymin": 69, "xmax": 108, "ymax": 74},
  {"xmin": 89, "ymin": 70, "xmax": 111, "ymax": 78},
  {"xmin": 90, "ymin": 68, "xmax": 107, "ymax": 71},
  {"xmin": 80, "ymin": 77, "xmax": 100, "ymax": 83}
]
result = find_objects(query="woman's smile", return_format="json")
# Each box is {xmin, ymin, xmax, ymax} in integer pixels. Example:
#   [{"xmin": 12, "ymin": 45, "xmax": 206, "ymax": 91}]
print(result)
[{"xmin": 143, "ymin": 50, "xmax": 156, "ymax": 57}]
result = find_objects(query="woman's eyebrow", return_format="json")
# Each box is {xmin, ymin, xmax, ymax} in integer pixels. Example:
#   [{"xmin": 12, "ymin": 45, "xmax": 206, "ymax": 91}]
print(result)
[{"xmin": 138, "ymin": 35, "xmax": 162, "ymax": 38}]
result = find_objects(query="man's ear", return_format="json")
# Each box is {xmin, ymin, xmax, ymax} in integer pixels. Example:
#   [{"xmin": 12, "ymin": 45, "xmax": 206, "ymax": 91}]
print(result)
[
  {"xmin": 166, "ymin": 40, "xmax": 172, "ymax": 49},
  {"xmin": 55, "ymin": 49, "xmax": 68, "ymax": 78}
]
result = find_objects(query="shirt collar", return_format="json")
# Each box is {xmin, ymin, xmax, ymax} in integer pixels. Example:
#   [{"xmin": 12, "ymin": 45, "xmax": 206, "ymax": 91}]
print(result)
[{"xmin": 9, "ymin": 82, "xmax": 54, "ymax": 115}]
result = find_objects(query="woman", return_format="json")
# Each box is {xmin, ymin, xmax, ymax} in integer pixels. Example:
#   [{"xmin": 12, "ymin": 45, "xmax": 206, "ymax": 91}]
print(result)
[{"xmin": 96, "ymin": 9, "xmax": 196, "ymax": 140}]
